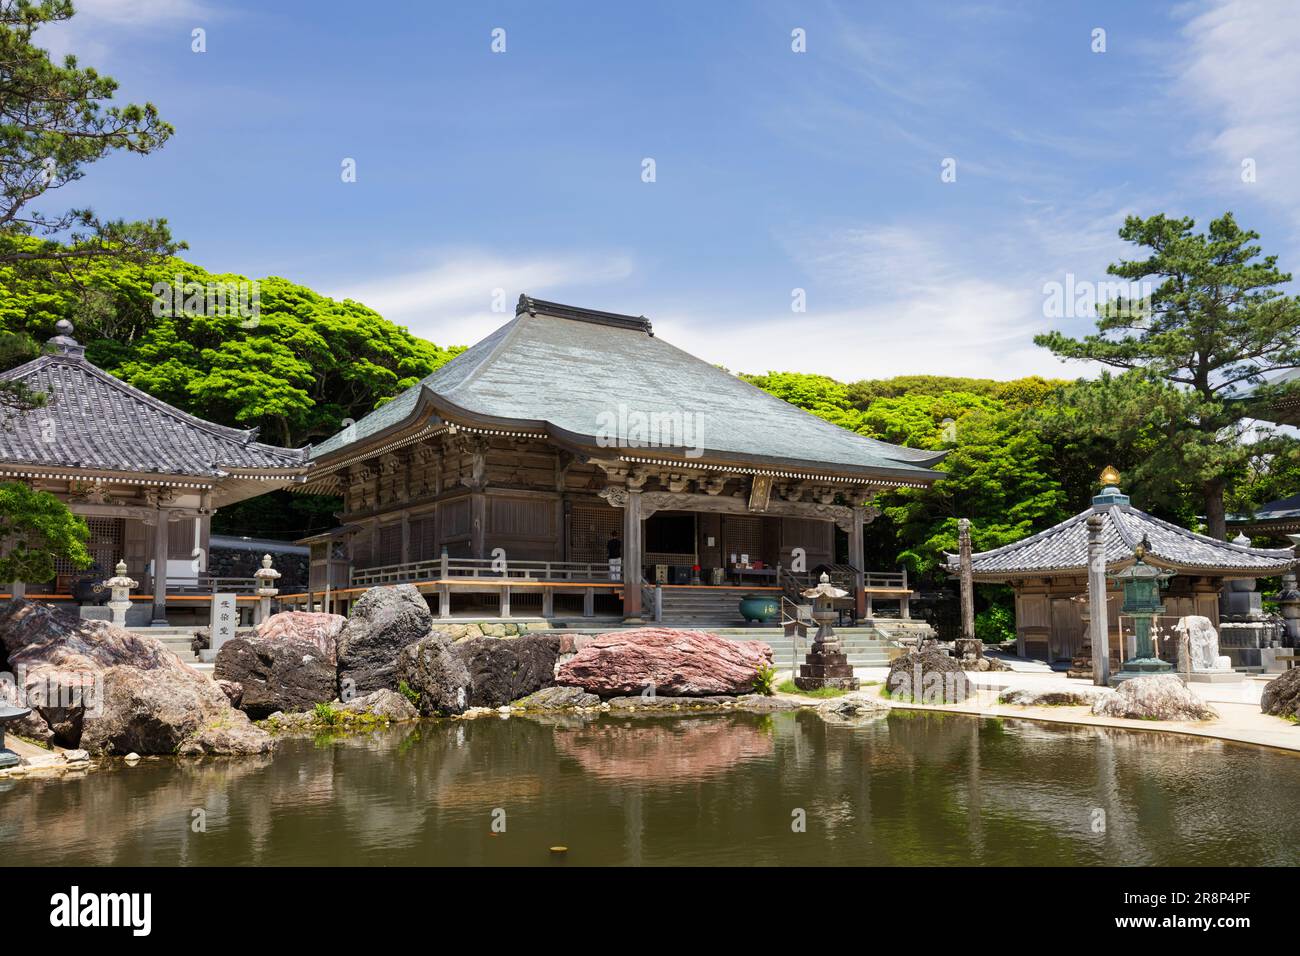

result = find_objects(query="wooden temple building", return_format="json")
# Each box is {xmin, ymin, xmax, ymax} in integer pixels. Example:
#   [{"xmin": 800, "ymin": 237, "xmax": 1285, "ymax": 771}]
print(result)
[
  {"xmin": 0, "ymin": 321, "xmax": 310, "ymax": 624},
  {"xmin": 947, "ymin": 475, "xmax": 1294, "ymax": 663},
  {"xmin": 287, "ymin": 296, "xmax": 945, "ymax": 624}
]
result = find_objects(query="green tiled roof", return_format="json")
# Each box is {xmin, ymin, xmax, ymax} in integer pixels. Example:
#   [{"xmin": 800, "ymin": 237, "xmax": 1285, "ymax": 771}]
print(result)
[{"xmin": 311, "ymin": 296, "xmax": 945, "ymax": 481}]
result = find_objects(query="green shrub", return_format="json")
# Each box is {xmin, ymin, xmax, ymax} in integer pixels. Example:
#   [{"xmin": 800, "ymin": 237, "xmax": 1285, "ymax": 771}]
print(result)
[
  {"xmin": 313, "ymin": 702, "xmax": 341, "ymax": 727},
  {"xmin": 753, "ymin": 662, "xmax": 777, "ymax": 696},
  {"xmin": 974, "ymin": 604, "xmax": 1015, "ymax": 644},
  {"xmin": 397, "ymin": 680, "xmax": 420, "ymax": 706}
]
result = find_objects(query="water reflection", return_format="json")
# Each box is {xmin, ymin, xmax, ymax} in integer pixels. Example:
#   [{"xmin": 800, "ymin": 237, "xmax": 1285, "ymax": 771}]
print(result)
[{"xmin": 2, "ymin": 712, "xmax": 1296, "ymax": 866}]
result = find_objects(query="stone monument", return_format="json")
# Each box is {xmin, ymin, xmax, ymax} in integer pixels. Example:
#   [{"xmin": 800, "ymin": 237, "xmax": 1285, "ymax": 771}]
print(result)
[
  {"xmin": 794, "ymin": 572, "xmax": 859, "ymax": 691},
  {"xmin": 1173, "ymin": 615, "xmax": 1242, "ymax": 683}
]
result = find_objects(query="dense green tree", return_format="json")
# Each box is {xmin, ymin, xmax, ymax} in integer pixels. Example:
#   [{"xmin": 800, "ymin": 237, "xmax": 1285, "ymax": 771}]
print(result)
[
  {"xmin": 0, "ymin": 481, "xmax": 89, "ymax": 584},
  {"xmin": 1035, "ymin": 212, "xmax": 1300, "ymax": 538},
  {"xmin": 0, "ymin": 238, "xmax": 463, "ymax": 447},
  {"xmin": 0, "ymin": 239, "xmax": 465, "ymax": 539},
  {"xmin": 0, "ymin": 0, "xmax": 179, "ymax": 267}
]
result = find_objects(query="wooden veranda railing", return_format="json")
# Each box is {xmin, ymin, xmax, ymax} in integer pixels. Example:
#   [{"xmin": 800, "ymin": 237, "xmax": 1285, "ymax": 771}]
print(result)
[{"xmin": 351, "ymin": 555, "xmax": 611, "ymax": 588}]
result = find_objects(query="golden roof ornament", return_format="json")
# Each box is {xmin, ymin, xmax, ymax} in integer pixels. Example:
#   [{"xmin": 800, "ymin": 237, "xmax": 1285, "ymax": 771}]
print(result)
[{"xmin": 1099, "ymin": 465, "xmax": 1120, "ymax": 487}]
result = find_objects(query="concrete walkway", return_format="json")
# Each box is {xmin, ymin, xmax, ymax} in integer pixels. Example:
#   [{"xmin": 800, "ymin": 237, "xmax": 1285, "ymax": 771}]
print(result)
[{"xmin": 845, "ymin": 662, "xmax": 1300, "ymax": 754}]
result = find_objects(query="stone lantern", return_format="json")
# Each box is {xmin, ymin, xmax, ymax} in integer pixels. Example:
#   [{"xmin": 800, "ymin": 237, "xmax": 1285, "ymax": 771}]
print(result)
[
  {"xmin": 254, "ymin": 554, "xmax": 281, "ymax": 624},
  {"xmin": 793, "ymin": 572, "xmax": 859, "ymax": 691},
  {"xmin": 0, "ymin": 700, "xmax": 31, "ymax": 769},
  {"xmin": 1277, "ymin": 571, "xmax": 1300, "ymax": 648},
  {"xmin": 102, "ymin": 559, "xmax": 138, "ymax": 628},
  {"xmin": 1108, "ymin": 538, "xmax": 1173, "ymax": 685}
]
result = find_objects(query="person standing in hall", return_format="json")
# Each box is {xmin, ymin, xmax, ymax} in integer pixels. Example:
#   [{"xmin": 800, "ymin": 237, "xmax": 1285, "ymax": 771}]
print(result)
[{"xmin": 607, "ymin": 530, "xmax": 622, "ymax": 581}]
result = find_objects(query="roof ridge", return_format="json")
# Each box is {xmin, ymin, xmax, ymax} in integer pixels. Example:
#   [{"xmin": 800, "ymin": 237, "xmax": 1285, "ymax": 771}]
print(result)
[{"xmin": 516, "ymin": 294, "xmax": 653, "ymax": 335}]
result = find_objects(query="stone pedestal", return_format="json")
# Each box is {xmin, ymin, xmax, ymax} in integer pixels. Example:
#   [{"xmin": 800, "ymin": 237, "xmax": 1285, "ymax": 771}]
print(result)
[
  {"xmin": 1067, "ymin": 639, "xmax": 1094, "ymax": 680},
  {"xmin": 1219, "ymin": 620, "xmax": 1282, "ymax": 670},
  {"xmin": 794, "ymin": 609, "xmax": 859, "ymax": 692}
]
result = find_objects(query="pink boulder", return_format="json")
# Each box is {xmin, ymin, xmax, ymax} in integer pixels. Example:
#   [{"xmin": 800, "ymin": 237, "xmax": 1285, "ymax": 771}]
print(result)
[
  {"xmin": 255, "ymin": 611, "xmax": 346, "ymax": 665},
  {"xmin": 555, "ymin": 628, "xmax": 773, "ymax": 697}
]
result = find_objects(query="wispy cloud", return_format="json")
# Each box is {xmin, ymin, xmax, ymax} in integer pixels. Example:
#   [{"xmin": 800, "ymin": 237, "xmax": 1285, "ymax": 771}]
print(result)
[
  {"xmin": 1175, "ymin": 0, "xmax": 1300, "ymax": 217},
  {"xmin": 35, "ymin": 0, "xmax": 210, "ymax": 62},
  {"xmin": 327, "ymin": 250, "xmax": 636, "ymax": 346}
]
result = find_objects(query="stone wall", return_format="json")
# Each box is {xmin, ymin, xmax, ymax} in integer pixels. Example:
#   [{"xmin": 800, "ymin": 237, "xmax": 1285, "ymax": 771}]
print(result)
[{"xmin": 209, "ymin": 545, "xmax": 308, "ymax": 591}]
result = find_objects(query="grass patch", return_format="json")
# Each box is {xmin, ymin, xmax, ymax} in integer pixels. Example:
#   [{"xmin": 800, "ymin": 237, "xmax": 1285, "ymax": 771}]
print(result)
[{"xmin": 776, "ymin": 679, "xmax": 848, "ymax": 699}]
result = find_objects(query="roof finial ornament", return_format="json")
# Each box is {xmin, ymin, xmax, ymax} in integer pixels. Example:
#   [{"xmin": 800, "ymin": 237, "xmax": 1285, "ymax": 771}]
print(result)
[
  {"xmin": 1099, "ymin": 464, "xmax": 1120, "ymax": 488},
  {"xmin": 46, "ymin": 318, "xmax": 85, "ymax": 358}
]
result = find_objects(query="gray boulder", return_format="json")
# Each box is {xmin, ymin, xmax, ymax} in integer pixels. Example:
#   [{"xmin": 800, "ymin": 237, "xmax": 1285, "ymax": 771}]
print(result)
[
  {"xmin": 80, "ymin": 664, "xmax": 272, "ymax": 756},
  {"xmin": 213, "ymin": 635, "xmax": 336, "ymax": 719},
  {"xmin": 339, "ymin": 688, "xmax": 418, "ymax": 722},
  {"xmin": 0, "ymin": 599, "xmax": 269, "ymax": 755},
  {"xmin": 999, "ymin": 687, "xmax": 1111, "ymax": 707},
  {"xmin": 452, "ymin": 634, "xmax": 562, "ymax": 708},
  {"xmin": 395, "ymin": 634, "xmax": 471, "ymax": 717},
  {"xmin": 1091, "ymin": 675, "xmax": 1217, "ymax": 721},
  {"xmin": 514, "ymin": 685, "xmax": 601, "ymax": 710},
  {"xmin": 886, "ymin": 649, "xmax": 974, "ymax": 703},
  {"xmin": 1261, "ymin": 667, "xmax": 1300, "ymax": 720},
  {"xmin": 338, "ymin": 585, "xmax": 433, "ymax": 694}
]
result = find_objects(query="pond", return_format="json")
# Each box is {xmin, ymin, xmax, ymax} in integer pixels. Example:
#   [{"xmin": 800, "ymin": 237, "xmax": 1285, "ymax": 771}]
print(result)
[{"xmin": 3, "ymin": 711, "xmax": 1298, "ymax": 866}]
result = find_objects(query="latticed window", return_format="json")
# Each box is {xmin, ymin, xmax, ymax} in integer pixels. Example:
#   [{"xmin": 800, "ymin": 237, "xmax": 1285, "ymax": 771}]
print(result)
[
  {"xmin": 570, "ymin": 505, "xmax": 620, "ymax": 564},
  {"xmin": 410, "ymin": 516, "xmax": 437, "ymax": 561},
  {"xmin": 56, "ymin": 517, "xmax": 124, "ymax": 577},
  {"xmin": 376, "ymin": 524, "xmax": 402, "ymax": 567}
]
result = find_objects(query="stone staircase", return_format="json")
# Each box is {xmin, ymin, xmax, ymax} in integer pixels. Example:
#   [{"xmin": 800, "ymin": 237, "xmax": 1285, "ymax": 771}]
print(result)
[
  {"xmin": 127, "ymin": 626, "xmax": 203, "ymax": 662},
  {"xmin": 713, "ymin": 626, "xmax": 898, "ymax": 669},
  {"xmin": 655, "ymin": 587, "xmax": 755, "ymax": 626}
]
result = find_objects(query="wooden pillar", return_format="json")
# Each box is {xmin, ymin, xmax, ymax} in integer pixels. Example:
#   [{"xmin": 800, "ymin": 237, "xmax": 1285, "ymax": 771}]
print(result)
[
  {"xmin": 849, "ymin": 508, "xmax": 866, "ymax": 622},
  {"xmin": 958, "ymin": 518, "xmax": 975, "ymax": 641},
  {"xmin": 622, "ymin": 489, "xmax": 643, "ymax": 621},
  {"xmin": 1087, "ymin": 513, "xmax": 1110, "ymax": 685},
  {"xmin": 151, "ymin": 507, "xmax": 170, "ymax": 625}
]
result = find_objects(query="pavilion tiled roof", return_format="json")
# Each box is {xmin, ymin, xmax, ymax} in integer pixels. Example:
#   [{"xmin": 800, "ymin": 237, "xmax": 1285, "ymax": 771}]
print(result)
[
  {"xmin": 310, "ymin": 295, "xmax": 946, "ymax": 483},
  {"xmin": 946, "ymin": 488, "xmax": 1294, "ymax": 581},
  {"xmin": 0, "ymin": 324, "xmax": 309, "ymax": 479}
]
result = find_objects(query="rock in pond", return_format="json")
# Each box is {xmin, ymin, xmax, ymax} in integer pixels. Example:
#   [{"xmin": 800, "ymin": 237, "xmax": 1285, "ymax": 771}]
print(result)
[
  {"xmin": 255, "ymin": 611, "xmax": 346, "ymax": 665},
  {"xmin": 1260, "ymin": 667, "xmax": 1300, "ymax": 720},
  {"xmin": 340, "ymin": 688, "xmax": 418, "ymax": 721},
  {"xmin": 1091, "ymin": 675, "xmax": 1217, "ymax": 721},
  {"xmin": 213, "ymin": 634, "xmax": 337, "ymax": 720},
  {"xmin": 817, "ymin": 693, "xmax": 889, "ymax": 722},
  {"xmin": 338, "ymin": 585, "xmax": 433, "ymax": 694},
  {"xmin": 452, "ymin": 633, "xmax": 562, "ymax": 708},
  {"xmin": 886, "ymin": 649, "xmax": 974, "ymax": 704},
  {"xmin": 513, "ymin": 685, "xmax": 602, "ymax": 710},
  {"xmin": 554, "ymin": 628, "xmax": 773, "ymax": 697},
  {"xmin": 0, "ymin": 599, "xmax": 269, "ymax": 755},
  {"xmin": 395, "ymin": 634, "xmax": 471, "ymax": 717}
]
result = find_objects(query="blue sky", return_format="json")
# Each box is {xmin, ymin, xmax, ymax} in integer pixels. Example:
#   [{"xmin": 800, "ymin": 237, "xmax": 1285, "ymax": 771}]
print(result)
[{"xmin": 37, "ymin": 0, "xmax": 1300, "ymax": 380}]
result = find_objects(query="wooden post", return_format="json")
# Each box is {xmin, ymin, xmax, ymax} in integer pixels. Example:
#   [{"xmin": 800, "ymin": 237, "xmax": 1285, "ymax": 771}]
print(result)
[
  {"xmin": 958, "ymin": 518, "xmax": 975, "ymax": 641},
  {"xmin": 622, "ymin": 488, "xmax": 643, "ymax": 621},
  {"xmin": 151, "ymin": 507, "xmax": 169, "ymax": 625},
  {"xmin": 849, "ymin": 506, "xmax": 866, "ymax": 622},
  {"xmin": 500, "ymin": 585, "xmax": 511, "ymax": 619},
  {"xmin": 1087, "ymin": 513, "xmax": 1110, "ymax": 685},
  {"xmin": 542, "ymin": 587, "xmax": 554, "ymax": 619}
]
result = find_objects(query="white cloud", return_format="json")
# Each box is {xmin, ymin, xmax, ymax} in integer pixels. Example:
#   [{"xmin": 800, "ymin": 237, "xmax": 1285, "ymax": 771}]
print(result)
[
  {"xmin": 1176, "ymin": 0, "xmax": 1300, "ymax": 213},
  {"xmin": 647, "ymin": 224, "xmax": 1068, "ymax": 381},
  {"xmin": 34, "ymin": 0, "xmax": 209, "ymax": 62},
  {"xmin": 326, "ymin": 250, "xmax": 635, "ymax": 346}
]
